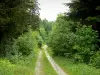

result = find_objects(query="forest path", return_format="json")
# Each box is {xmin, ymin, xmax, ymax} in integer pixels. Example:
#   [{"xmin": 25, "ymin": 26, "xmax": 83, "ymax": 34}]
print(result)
[{"xmin": 43, "ymin": 45, "xmax": 68, "ymax": 75}]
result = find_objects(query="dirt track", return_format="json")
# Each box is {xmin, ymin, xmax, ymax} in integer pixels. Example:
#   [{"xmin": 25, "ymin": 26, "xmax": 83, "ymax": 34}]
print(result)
[{"xmin": 43, "ymin": 45, "xmax": 68, "ymax": 75}]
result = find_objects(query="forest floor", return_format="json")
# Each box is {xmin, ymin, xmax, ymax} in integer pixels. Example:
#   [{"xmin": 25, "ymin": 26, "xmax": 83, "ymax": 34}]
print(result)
[{"xmin": 35, "ymin": 45, "xmax": 68, "ymax": 75}]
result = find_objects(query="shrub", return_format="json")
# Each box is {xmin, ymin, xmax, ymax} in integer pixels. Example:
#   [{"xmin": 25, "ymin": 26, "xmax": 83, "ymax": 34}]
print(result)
[
  {"xmin": 90, "ymin": 51, "xmax": 100, "ymax": 68},
  {"xmin": 73, "ymin": 26, "xmax": 99, "ymax": 63},
  {"xmin": 0, "ymin": 59, "xmax": 15, "ymax": 75},
  {"xmin": 14, "ymin": 30, "xmax": 34, "ymax": 56},
  {"xmin": 6, "ymin": 30, "xmax": 39, "ymax": 64},
  {"xmin": 48, "ymin": 15, "xmax": 99, "ymax": 64},
  {"xmin": 48, "ymin": 18, "xmax": 76, "ymax": 56},
  {"xmin": 0, "ymin": 59, "xmax": 34, "ymax": 75},
  {"xmin": 73, "ymin": 54, "xmax": 83, "ymax": 63},
  {"xmin": 36, "ymin": 35, "xmax": 43, "ymax": 48}
]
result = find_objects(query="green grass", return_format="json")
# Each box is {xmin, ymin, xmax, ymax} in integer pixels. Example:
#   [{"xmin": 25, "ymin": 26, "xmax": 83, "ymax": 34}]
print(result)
[
  {"xmin": 42, "ymin": 50, "xmax": 57, "ymax": 75},
  {"xmin": 0, "ymin": 47, "xmax": 39, "ymax": 75},
  {"xmin": 54, "ymin": 56, "xmax": 100, "ymax": 75},
  {"xmin": 0, "ymin": 56, "xmax": 36, "ymax": 75},
  {"xmin": 0, "ymin": 59, "xmax": 34, "ymax": 75}
]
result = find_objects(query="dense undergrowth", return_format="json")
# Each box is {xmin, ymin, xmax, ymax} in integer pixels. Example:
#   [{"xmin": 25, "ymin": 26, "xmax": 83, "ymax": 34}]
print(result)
[
  {"xmin": 42, "ymin": 50, "xmax": 57, "ymax": 75},
  {"xmin": 0, "ymin": 58, "xmax": 34, "ymax": 75},
  {"xmin": 0, "ymin": 0, "xmax": 40, "ymax": 74},
  {"xmin": 48, "ymin": 14, "xmax": 100, "ymax": 68},
  {"xmin": 0, "ymin": 30, "xmax": 41, "ymax": 75}
]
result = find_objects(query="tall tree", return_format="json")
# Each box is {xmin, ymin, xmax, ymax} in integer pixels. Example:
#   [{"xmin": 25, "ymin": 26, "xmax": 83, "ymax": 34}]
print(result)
[
  {"xmin": 65, "ymin": 0, "xmax": 100, "ymax": 45},
  {"xmin": 65, "ymin": 0, "xmax": 100, "ymax": 27},
  {"xmin": 39, "ymin": 19, "xmax": 53, "ymax": 42},
  {"xmin": 0, "ymin": 0, "xmax": 40, "ymax": 57}
]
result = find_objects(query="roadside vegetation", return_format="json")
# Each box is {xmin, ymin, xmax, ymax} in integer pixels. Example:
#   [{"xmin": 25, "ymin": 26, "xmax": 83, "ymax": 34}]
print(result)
[
  {"xmin": 0, "ymin": 0, "xmax": 40, "ymax": 74},
  {"xmin": 54, "ymin": 56, "xmax": 100, "ymax": 75},
  {"xmin": 47, "ymin": 0, "xmax": 100, "ymax": 69},
  {"xmin": 0, "ymin": 0, "xmax": 100, "ymax": 75},
  {"xmin": 46, "ymin": 0, "xmax": 100, "ymax": 74},
  {"xmin": 0, "ymin": 31, "xmax": 40, "ymax": 75}
]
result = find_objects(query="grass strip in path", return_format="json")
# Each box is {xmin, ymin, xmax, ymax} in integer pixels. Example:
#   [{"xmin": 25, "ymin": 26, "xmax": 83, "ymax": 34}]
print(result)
[
  {"xmin": 42, "ymin": 50, "xmax": 57, "ymax": 75},
  {"xmin": 43, "ymin": 45, "xmax": 68, "ymax": 75}
]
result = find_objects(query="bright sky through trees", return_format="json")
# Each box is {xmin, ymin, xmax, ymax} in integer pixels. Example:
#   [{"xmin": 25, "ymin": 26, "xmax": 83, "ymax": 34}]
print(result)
[{"xmin": 38, "ymin": 0, "xmax": 71, "ymax": 21}]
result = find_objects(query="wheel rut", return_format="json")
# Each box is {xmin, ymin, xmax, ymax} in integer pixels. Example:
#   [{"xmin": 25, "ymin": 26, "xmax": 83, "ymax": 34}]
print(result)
[
  {"xmin": 35, "ymin": 50, "xmax": 44, "ymax": 75},
  {"xmin": 43, "ymin": 45, "xmax": 68, "ymax": 75}
]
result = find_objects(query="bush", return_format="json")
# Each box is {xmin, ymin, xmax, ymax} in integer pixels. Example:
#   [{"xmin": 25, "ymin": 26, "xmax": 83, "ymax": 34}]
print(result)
[
  {"xmin": 5, "ymin": 30, "xmax": 39, "ymax": 64},
  {"xmin": 0, "ymin": 31, "xmax": 39, "ymax": 75},
  {"xmin": 0, "ymin": 59, "xmax": 15, "ymax": 75},
  {"xmin": 90, "ymin": 51, "xmax": 100, "ymax": 68},
  {"xmin": 48, "ymin": 18, "xmax": 76, "ymax": 56},
  {"xmin": 14, "ymin": 30, "xmax": 35, "ymax": 56},
  {"xmin": 0, "ymin": 59, "xmax": 34, "ymax": 75},
  {"xmin": 36, "ymin": 35, "xmax": 43, "ymax": 48},
  {"xmin": 73, "ymin": 54, "xmax": 83, "ymax": 63},
  {"xmin": 73, "ymin": 26, "xmax": 99, "ymax": 63},
  {"xmin": 48, "ymin": 15, "xmax": 99, "ymax": 65}
]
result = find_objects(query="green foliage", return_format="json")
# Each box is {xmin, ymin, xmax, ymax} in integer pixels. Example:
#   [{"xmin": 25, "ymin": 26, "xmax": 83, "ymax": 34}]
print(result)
[
  {"xmin": 36, "ymin": 35, "xmax": 43, "ymax": 48},
  {"xmin": 54, "ymin": 56, "xmax": 100, "ymax": 75},
  {"xmin": 0, "ymin": 30, "xmax": 39, "ymax": 74},
  {"xmin": 48, "ymin": 15, "xmax": 77, "ymax": 56},
  {"xmin": 90, "ymin": 51, "xmax": 100, "ymax": 68},
  {"xmin": 73, "ymin": 26, "xmax": 99, "ymax": 63},
  {"xmin": 66, "ymin": 0, "xmax": 100, "ymax": 23},
  {"xmin": 39, "ymin": 19, "xmax": 53, "ymax": 43},
  {"xmin": 48, "ymin": 14, "xmax": 99, "ymax": 66},
  {"xmin": 40, "ymin": 27, "xmax": 47, "ymax": 41},
  {"xmin": 15, "ymin": 30, "xmax": 34, "ymax": 56},
  {"xmin": 0, "ymin": 0, "xmax": 40, "ymax": 57},
  {"xmin": 5, "ymin": 30, "xmax": 35, "ymax": 59},
  {"xmin": 41, "ymin": 19, "xmax": 52, "ymax": 34},
  {"xmin": 5, "ymin": 30, "xmax": 39, "ymax": 64},
  {"xmin": 0, "ymin": 59, "xmax": 15, "ymax": 75},
  {"xmin": 0, "ymin": 55, "xmax": 36, "ymax": 75},
  {"xmin": 73, "ymin": 54, "xmax": 83, "ymax": 63}
]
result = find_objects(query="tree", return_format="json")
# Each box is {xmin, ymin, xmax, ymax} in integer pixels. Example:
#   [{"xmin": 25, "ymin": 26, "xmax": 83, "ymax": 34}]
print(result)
[
  {"xmin": 65, "ymin": 0, "xmax": 100, "ymax": 46},
  {"xmin": 39, "ymin": 19, "xmax": 53, "ymax": 43},
  {"xmin": 66, "ymin": 0, "xmax": 100, "ymax": 22},
  {"xmin": 0, "ymin": 0, "xmax": 40, "ymax": 57},
  {"xmin": 48, "ymin": 14, "xmax": 99, "ymax": 64}
]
